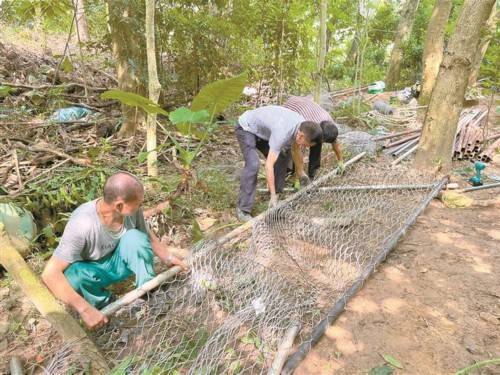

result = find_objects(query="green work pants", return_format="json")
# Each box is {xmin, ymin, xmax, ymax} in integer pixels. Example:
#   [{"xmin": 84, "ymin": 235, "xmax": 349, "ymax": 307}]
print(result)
[{"xmin": 64, "ymin": 229, "xmax": 156, "ymax": 309}]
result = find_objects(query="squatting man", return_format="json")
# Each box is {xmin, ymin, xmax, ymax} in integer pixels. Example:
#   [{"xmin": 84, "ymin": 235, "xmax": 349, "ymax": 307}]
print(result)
[{"xmin": 42, "ymin": 172, "xmax": 187, "ymax": 329}]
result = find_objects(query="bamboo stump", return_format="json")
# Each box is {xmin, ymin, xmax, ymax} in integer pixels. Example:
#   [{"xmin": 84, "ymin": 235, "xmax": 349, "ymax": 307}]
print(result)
[{"xmin": 0, "ymin": 234, "xmax": 109, "ymax": 374}]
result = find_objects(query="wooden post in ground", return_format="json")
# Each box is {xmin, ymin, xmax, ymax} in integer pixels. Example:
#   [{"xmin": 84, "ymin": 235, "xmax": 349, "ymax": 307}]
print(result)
[{"xmin": 0, "ymin": 234, "xmax": 109, "ymax": 374}]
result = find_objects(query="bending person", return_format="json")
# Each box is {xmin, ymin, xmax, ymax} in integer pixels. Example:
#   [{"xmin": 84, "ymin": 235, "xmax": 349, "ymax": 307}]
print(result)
[
  {"xmin": 235, "ymin": 105, "xmax": 322, "ymax": 222},
  {"xmin": 284, "ymin": 95, "xmax": 344, "ymax": 179}
]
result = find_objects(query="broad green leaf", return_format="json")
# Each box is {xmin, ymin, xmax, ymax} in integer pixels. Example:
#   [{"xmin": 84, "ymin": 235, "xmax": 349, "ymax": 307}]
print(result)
[
  {"xmin": 61, "ymin": 56, "xmax": 73, "ymax": 73},
  {"xmin": 175, "ymin": 122, "xmax": 191, "ymax": 136},
  {"xmin": 191, "ymin": 71, "xmax": 247, "ymax": 116},
  {"xmin": 369, "ymin": 364, "xmax": 394, "ymax": 375},
  {"xmin": 169, "ymin": 107, "xmax": 210, "ymax": 124},
  {"xmin": 382, "ymin": 354, "xmax": 403, "ymax": 369},
  {"xmin": 101, "ymin": 89, "xmax": 168, "ymax": 116}
]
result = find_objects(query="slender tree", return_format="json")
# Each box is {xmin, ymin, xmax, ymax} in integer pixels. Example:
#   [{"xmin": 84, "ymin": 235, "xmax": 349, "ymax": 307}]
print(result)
[
  {"xmin": 73, "ymin": 0, "xmax": 89, "ymax": 42},
  {"xmin": 468, "ymin": 5, "xmax": 497, "ymax": 86},
  {"xmin": 106, "ymin": 1, "xmax": 146, "ymax": 137},
  {"xmin": 386, "ymin": 0, "xmax": 420, "ymax": 89},
  {"xmin": 415, "ymin": 0, "xmax": 497, "ymax": 172},
  {"xmin": 314, "ymin": 0, "xmax": 327, "ymax": 103},
  {"xmin": 418, "ymin": 0, "xmax": 453, "ymax": 114},
  {"xmin": 145, "ymin": 0, "xmax": 160, "ymax": 177}
]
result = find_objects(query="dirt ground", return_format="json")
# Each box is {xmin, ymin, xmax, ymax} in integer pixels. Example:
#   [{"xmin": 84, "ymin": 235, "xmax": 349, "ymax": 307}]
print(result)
[{"xmin": 296, "ymin": 167, "xmax": 500, "ymax": 374}]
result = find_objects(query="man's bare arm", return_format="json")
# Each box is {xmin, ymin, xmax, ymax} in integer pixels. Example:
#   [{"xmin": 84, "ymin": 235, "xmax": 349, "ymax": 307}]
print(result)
[
  {"xmin": 42, "ymin": 257, "xmax": 108, "ymax": 328},
  {"xmin": 332, "ymin": 141, "xmax": 343, "ymax": 162}
]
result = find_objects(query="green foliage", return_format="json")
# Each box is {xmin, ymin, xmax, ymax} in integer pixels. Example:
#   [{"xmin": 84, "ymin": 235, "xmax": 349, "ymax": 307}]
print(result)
[
  {"xmin": 3, "ymin": 0, "xmax": 71, "ymax": 23},
  {"xmin": 169, "ymin": 107, "xmax": 210, "ymax": 138},
  {"xmin": 109, "ymin": 356, "xmax": 140, "ymax": 375},
  {"xmin": 167, "ymin": 74, "xmax": 245, "ymax": 169},
  {"xmin": 381, "ymin": 354, "xmax": 403, "ymax": 369},
  {"xmin": 61, "ymin": 56, "xmax": 74, "ymax": 73},
  {"xmin": 0, "ymin": 86, "xmax": 15, "ymax": 98},
  {"xmin": 455, "ymin": 358, "xmax": 500, "ymax": 375},
  {"xmin": 191, "ymin": 71, "xmax": 247, "ymax": 116},
  {"xmin": 11, "ymin": 166, "xmax": 115, "ymax": 251},
  {"xmin": 101, "ymin": 89, "xmax": 168, "ymax": 116},
  {"xmin": 479, "ymin": 25, "xmax": 500, "ymax": 91},
  {"xmin": 369, "ymin": 364, "xmax": 394, "ymax": 375}
]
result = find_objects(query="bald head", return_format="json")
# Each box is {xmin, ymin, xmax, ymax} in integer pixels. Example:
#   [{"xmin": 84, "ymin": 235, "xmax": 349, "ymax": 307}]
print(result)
[{"xmin": 103, "ymin": 172, "xmax": 144, "ymax": 204}]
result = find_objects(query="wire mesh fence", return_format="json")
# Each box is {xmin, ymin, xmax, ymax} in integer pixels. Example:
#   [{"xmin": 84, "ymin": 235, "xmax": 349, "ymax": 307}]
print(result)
[{"xmin": 41, "ymin": 162, "xmax": 443, "ymax": 374}]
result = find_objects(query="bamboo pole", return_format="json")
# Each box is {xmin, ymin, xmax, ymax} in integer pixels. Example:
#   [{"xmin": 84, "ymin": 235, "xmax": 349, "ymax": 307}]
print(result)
[
  {"xmin": 268, "ymin": 322, "xmax": 301, "ymax": 375},
  {"xmin": 100, "ymin": 266, "xmax": 182, "ymax": 316},
  {"xmin": 0, "ymin": 234, "xmax": 109, "ymax": 373}
]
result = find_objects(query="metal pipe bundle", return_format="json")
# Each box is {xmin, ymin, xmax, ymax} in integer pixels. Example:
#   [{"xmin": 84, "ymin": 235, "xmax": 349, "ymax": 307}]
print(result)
[{"xmin": 376, "ymin": 107, "xmax": 492, "ymax": 164}]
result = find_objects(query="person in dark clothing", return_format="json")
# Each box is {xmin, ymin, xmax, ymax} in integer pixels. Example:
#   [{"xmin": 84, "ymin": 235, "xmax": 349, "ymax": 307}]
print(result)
[{"xmin": 284, "ymin": 96, "xmax": 343, "ymax": 179}]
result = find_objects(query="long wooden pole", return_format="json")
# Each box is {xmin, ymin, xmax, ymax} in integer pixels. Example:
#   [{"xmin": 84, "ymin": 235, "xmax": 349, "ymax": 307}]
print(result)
[
  {"xmin": 100, "ymin": 266, "xmax": 182, "ymax": 316},
  {"xmin": 0, "ymin": 234, "xmax": 109, "ymax": 374}
]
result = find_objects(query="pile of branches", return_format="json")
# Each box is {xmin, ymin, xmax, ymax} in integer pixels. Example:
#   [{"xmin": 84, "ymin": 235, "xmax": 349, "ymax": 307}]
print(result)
[
  {"xmin": 0, "ymin": 41, "xmax": 117, "ymax": 113},
  {"xmin": 0, "ymin": 42, "xmax": 134, "ymax": 199}
]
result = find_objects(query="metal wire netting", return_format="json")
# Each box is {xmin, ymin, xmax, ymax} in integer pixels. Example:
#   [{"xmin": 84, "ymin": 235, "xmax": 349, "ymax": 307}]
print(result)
[{"xmin": 42, "ymin": 163, "xmax": 441, "ymax": 374}]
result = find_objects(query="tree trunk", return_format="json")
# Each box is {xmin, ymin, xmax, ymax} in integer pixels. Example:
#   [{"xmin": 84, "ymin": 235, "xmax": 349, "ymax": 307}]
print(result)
[
  {"xmin": 418, "ymin": 0, "xmax": 453, "ymax": 116},
  {"xmin": 145, "ymin": 0, "xmax": 161, "ymax": 177},
  {"xmin": 468, "ymin": 5, "xmax": 497, "ymax": 86},
  {"xmin": 386, "ymin": 0, "xmax": 421, "ymax": 90},
  {"xmin": 314, "ymin": 0, "xmax": 327, "ymax": 103},
  {"xmin": 73, "ymin": 0, "xmax": 89, "ymax": 42},
  {"xmin": 106, "ymin": 1, "xmax": 146, "ymax": 137},
  {"xmin": 414, "ymin": 0, "xmax": 497, "ymax": 172}
]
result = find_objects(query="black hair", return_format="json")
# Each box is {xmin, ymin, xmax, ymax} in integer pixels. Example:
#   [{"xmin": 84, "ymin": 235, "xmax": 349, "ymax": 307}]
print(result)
[
  {"xmin": 320, "ymin": 121, "xmax": 339, "ymax": 143},
  {"xmin": 103, "ymin": 172, "xmax": 144, "ymax": 204},
  {"xmin": 298, "ymin": 121, "xmax": 323, "ymax": 145}
]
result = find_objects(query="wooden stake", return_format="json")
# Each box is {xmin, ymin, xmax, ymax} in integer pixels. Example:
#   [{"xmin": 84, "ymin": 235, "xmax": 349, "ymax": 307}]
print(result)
[{"xmin": 0, "ymin": 234, "xmax": 109, "ymax": 373}]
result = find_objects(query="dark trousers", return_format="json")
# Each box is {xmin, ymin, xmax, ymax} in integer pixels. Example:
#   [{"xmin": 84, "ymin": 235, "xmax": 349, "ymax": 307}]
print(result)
[{"xmin": 236, "ymin": 125, "xmax": 290, "ymax": 213}]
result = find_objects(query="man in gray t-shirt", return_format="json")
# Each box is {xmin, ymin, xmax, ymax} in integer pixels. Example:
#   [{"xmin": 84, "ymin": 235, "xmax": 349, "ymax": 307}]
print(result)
[
  {"xmin": 235, "ymin": 105, "xmax": 322, "ymax": 221},
  {"xmin": 42, "ymin": 172, "xmax": 187, "ymax": 329}
]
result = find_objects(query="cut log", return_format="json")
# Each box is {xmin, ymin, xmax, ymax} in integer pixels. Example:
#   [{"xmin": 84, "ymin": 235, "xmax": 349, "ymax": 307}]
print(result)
[{"xmin": 0, "ymin": 234, "xmax": 109, "ymax": 373}]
